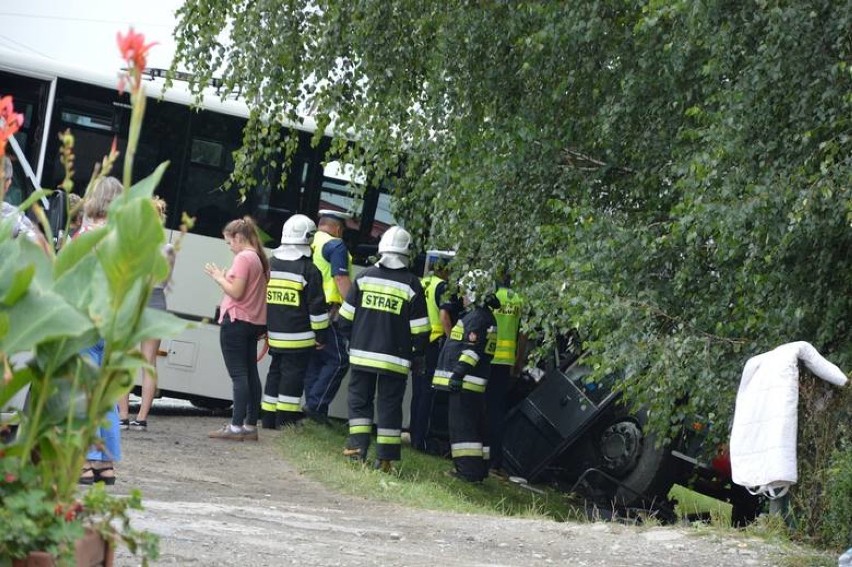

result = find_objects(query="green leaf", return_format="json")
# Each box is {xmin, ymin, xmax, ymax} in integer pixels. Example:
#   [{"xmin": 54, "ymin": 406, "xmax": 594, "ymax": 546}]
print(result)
[
  {"xmin": 1, "ymin": 264, "xmax": 35, "ymax": 307},
  {"xmin": 0, "ymin": 288, "xmax": 93, "ymax": 354}
]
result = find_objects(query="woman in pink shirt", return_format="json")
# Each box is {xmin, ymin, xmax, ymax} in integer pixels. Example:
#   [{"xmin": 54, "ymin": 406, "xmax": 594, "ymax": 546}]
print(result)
[{"xmin": 204, "ymin": 216, "xmax": 270, "ymax": 440}]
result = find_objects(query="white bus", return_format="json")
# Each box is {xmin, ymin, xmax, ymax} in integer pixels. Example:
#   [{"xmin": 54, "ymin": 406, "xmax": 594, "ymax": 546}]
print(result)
[{"xmin": 0, "ymin": 46, "xmax": 397, "ymax": 417}]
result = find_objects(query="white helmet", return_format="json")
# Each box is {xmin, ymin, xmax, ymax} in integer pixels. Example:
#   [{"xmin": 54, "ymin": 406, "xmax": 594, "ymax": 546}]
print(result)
[
  {"xmin": 280, "ymin": 214, "xmax": 317, "ymax": 245},
  {"xmin": 459, "ymin": 269, "xmax": 495, "ymax": 305},
  {"xmin": 378, "ymin": 226, "xmax": 412, "ymax": 256}
]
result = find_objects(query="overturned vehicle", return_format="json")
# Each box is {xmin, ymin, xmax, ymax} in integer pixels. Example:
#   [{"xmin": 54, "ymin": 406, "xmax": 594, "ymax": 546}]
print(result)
[{"xmin": 494, "ymin": 346, "xmax": 762, "ymax": 524}]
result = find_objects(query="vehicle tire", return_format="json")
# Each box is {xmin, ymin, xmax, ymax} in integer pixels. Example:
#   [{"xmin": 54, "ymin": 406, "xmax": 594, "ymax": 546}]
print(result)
[
  {"xmin": 190, "ymin": 397, "xmax": 233, "ymax": 412},
  {"xmin": 593, "ymin": 409, "xmax": 677, "ymax": 508},
  {"xmin": 612, "ymin": 431, "xmax": 677, "ymax": 508}
]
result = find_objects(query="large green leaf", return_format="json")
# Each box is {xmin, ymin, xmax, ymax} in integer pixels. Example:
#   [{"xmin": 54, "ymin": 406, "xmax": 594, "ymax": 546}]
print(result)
[
  {"xmin": 97, "ymin": 198, "xmax": 165, "ymax": 303},
  {"xmin": 53, "ymin": 226, "xmax": 108, "ymax": 280},
  {"xmin": 127, "ymin": 307, "xmax": 191, "ymax": 346},
  {"xmin": 0, "ymin": 363, "xmax": 35, "ymax": 412},
  {"xmin": 0, "ymin": 288, "xmax": 93, "ymax": 354},
  {"xmin": 1, "ymin": 264, "xmax": 34, "ymax": 307}
]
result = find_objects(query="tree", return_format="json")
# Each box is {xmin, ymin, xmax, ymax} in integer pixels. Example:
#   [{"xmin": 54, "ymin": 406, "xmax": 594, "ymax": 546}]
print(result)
[{"xmin": 171, "ymin": 1, "xmax": 851, "ymax": 447}]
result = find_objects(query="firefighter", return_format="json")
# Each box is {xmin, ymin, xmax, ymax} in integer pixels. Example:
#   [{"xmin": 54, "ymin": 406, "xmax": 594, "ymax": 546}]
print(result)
[
  {"xmin": 432, "ymin": 270, "xmax": 499, "ymax": 482},
  {"xmin": 338, "ymin": 226, "xmax": 430, "ymax": 471},
  {"xmin": 302, "ymin": 209, "xmax": 353, "ymax": 423},
  {"xmin": 410, "ymin": 250, "xmax": 456, "ymax": 452},
  {"xmin": 261, "ymin": 215, "xmax": 329, "ymax": 428},
  {"xmin": 487, "ymin": 276, "xmax": 526, "ymax": 475}
]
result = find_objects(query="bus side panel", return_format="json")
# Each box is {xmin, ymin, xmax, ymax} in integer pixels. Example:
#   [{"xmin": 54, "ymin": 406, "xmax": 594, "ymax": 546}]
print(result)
[{"xmin": 154, "ymin": 322, "xmax": 272, "ymax": 403}]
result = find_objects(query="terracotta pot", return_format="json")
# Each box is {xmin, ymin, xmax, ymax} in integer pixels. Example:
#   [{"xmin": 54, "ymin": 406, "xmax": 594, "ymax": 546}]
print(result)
[{"xmin": 11, "ymin": 529, "xmax": 114, "ymax": 567}]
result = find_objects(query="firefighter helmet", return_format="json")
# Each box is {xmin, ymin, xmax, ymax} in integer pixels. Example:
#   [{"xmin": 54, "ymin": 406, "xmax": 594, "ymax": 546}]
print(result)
[
  {"xmin": 378, "ymin": 226, "xmax": 412, "ymax": 256},
  {"xmin": 280, "ymin": 214, "xmax": 317, "ymax": 245},
  {"xmin": 459, "ymin": 269, "xmax": 495, "ymax": 305}
]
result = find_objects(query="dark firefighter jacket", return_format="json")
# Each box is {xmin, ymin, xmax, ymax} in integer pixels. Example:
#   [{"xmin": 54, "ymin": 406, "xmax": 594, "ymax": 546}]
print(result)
[
  {"xmin": 432, "ymin": 305, "xmax": 498, "ymax": 393},
  {"xmin": 266, "ymin": 256, "xmax": 329, "ymax": 351},
  {"xmin": 338, "ymin": 264, "xmax": 430, "ymax": 376}
]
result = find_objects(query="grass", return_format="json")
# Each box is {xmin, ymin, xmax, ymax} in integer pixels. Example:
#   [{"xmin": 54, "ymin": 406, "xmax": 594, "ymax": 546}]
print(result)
[
  {"xmin": 275, "ymin": 419, "xmax": 582, "ymax": 521},
  {"xmin": 276, "ymin": 421, "xmax": 842, "ymax": 566}
]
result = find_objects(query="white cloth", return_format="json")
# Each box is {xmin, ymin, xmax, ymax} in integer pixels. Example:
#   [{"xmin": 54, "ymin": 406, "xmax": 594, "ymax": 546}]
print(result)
[
  {"xmin": 272, "ymin": 244, "xmax": 311, "ymax": 260},
  {"xmin": 730, "ymin": 341, "xmax": 848, "ymax": 498},
  {"xmin": 376, "ymin": 253, "xmax": 408, "ymax": 269}
]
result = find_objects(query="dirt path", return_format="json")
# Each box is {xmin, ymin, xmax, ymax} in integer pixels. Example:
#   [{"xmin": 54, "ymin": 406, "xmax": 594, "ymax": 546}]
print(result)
[{"xmin": 112, "ymin": 406, "xmax": 792, "ymax": 567}]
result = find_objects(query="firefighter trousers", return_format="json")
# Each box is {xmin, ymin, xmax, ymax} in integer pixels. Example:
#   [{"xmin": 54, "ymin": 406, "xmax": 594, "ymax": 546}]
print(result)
[
  {"xmin": 448, "ymin": 390, "xmax": 488, "ymax": 482},
  {"xmin": 346, "ymin": 369, "xmax": 407, "ymax": 461},
  {"xmin": 261, "ymin": 349, "xmax": 312, "ymax": 428}
]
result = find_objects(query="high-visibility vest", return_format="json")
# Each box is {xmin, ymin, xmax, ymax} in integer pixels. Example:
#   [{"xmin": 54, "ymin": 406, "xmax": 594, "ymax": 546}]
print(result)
[
  {"xmin": 311, "ymin": 230, "xmax": 352, "ymax": 304},
  {"xmin": 421, "ymin": 274, "xmax": 445, "ymax": 342},
  {"xmin": 493, "ymin": 287, "xmax": 523, "ymax": 366}
]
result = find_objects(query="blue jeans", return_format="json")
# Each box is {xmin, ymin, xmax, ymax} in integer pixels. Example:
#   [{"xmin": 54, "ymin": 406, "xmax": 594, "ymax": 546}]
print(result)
[
  {"xmin": 220, "ymin": 315, "xmax": 264, "ymax": 427},
  {"xmin": 83, "ymin": 340, "xmax": 122, "ymax": 462},
  {"xmin": 303, "ymin": 322, "xmax": 349, "ymax": 416}
]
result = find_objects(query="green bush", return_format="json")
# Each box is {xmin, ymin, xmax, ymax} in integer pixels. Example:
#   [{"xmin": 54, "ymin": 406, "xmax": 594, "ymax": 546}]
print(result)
[
  {"xmin": 790, "ymin": 373, "xmax": 852, "ymax": 549},
  {"xmin": 821, "ymin": 447, "xmax": 852, "ymax": 550}
]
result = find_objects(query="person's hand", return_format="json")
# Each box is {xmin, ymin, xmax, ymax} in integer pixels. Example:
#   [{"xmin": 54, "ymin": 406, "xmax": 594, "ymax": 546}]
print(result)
[
  {"xmin": 315, "ymin": 341, "xmax": 326, "ymax": 350},
  {"xmin": 449, "ymin": 373, "xmax": 463, "ymax": 393},
  {"xmin": 205, "ymin": 262, "xmax": 224, "ymax": 283}
]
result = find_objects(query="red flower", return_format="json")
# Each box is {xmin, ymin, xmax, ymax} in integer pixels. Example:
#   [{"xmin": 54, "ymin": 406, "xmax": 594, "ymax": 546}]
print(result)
[
  {"xmin": 0, "ymin": 95, "xmax": 25, "ymax": 157},
  {"xmin": 4, "ymin": 473, "xmax": 16, "ymax": 483},
  {"xmin": 116, "ymin": 27, "xmax": 157, "ymax": 94},
  {"xmin": 117, "ymin": 28, "xmax": 156, "ymax": 72}
]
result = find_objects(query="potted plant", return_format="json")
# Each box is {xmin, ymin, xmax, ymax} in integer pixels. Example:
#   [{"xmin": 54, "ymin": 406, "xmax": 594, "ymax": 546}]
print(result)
[{"xmin": 0, "ymin": 28, "xmax": 186, "ymax": 565}]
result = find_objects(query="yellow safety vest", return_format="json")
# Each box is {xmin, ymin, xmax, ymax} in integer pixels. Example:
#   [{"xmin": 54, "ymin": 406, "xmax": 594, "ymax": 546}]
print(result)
[
  {"xmin": 421, "ymin": 274, "xmax": 446, "ymax": 342},
  {"xmin": 311, "ymin": 230, "xmax": 352, "ymax": 304},
  {"xmin": 493, "ymin": 287, "xmax": 523, "ymax": 366}
]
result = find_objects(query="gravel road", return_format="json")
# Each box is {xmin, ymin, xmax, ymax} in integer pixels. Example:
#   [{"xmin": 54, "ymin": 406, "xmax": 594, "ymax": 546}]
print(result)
[{"xmin": 110, "ymin": 400, "xmax": 803, "ymax": 567}]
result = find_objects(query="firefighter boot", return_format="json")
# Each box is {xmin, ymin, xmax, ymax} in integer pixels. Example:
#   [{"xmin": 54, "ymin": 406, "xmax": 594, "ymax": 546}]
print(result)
[
  {"xmin": 374, "ymin": 459, "xmax": 394, "ymax": 474},
  {"xmin": 343, "ymin": 447, "xmax": 365, "ymax": 463},
  {"xmin": 261, "ymin": 410, "xmax": 277, "ymax": 430}
]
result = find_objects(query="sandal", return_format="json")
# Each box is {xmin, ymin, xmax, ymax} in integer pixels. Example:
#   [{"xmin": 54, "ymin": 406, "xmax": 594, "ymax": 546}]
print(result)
[
  {"xmin": 78, "ymin": 466, "xmax": 95, "ymax": 485},
  {"xmin": 93, "ymin": 465, "xmax": 116, "ymax": 486}
]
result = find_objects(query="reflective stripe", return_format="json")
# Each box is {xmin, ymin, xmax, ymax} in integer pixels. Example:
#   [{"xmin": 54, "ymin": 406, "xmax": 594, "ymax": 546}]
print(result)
[
  {"xmin": 409, "ymin": 317, "xmax": 430, "ymax": 334},
  {"xmin": 461, "ymin": 349, "xmax": 480, "ymax": 363},
  {"xmin": 261, "ymin": 394, "xmax": 278, "ymax": 412},
  {"xmin": 270, "ymin": 271, "xmax": 307, "ymax": 285},
  {"xmin": 277, "ymin": 400, "xmax": 301, "ymax": 412},
  {"xmin": 339, "ymin": 301, "xmax": 356, "ymax": 321},
  {"xmin": 349, "ymin": 418, "xmax": 373, "ymax": 435},
  {"xmin": 311, "ymin": 311, "xmax": 330, "ymax": 330},
  {"xmin": 349, "ymin": 349, "xmax": 410, "ymax": 375},
  {"xmin": 268, "ymin": 331, "xmax": 316, "ymax": 349},
  {"xmin": 278, "ymin": 395, "xmax": 301, "ymax": 405},
  {"xmin": 432, "ymin": 369, "xmax": 451, "ymax": 388},
  {"xmin": 482, "ymin": 446, "xmax": 491, "ymax": 460},
  {"xmin": 451, "ymin": 442, "xmax": 483, "ymax": 458},
  {"xmin": 462, "ymin": 375, "xmax": 487, "ymax": 393},
  {"xmin": 459, "ymin": 349, "xmax": 479, "ymax": 366},
  {"xmin": 376, "ymin": 428, "xmax": 402, "ymax": 445},
  {"xmin": 358, "ymin": 276, "xmax": 417, "ymax": 299}
]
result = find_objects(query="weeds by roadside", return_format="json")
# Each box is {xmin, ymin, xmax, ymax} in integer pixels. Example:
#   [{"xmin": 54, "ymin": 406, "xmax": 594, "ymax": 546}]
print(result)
[{"xmin": 275, "ymin": 420, "xmax": 582, "ymax": 521}]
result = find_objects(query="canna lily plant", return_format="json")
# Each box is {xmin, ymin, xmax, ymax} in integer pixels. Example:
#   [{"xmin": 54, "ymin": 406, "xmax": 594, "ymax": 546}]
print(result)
[{"xmin": 0, "ymin": 28, "xmax": 186, "ymax": 564}]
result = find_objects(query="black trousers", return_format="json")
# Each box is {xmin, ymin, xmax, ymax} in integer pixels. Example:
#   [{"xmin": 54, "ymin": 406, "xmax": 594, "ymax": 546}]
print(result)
[
  {"xmin": 448, "ymin": 390, "xmax": 487, "ymax": 481},
  {"xmin": 409, "ymin": 338, "xmax": 442, "ymax": 451},
  {"xmin": 262, "ymin": 349, "xmax": 312, "ymax": 428},
  {"xmin": 219, "ymin": 315, "xmax": 264, "ymax": 427},
  {"xmin": 346, "ymin": 369, "xmax": 407, "ymax": 461},
  {"xmin": 485, "ymin": 364, "xmax": 511, "ymax": 469}
]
